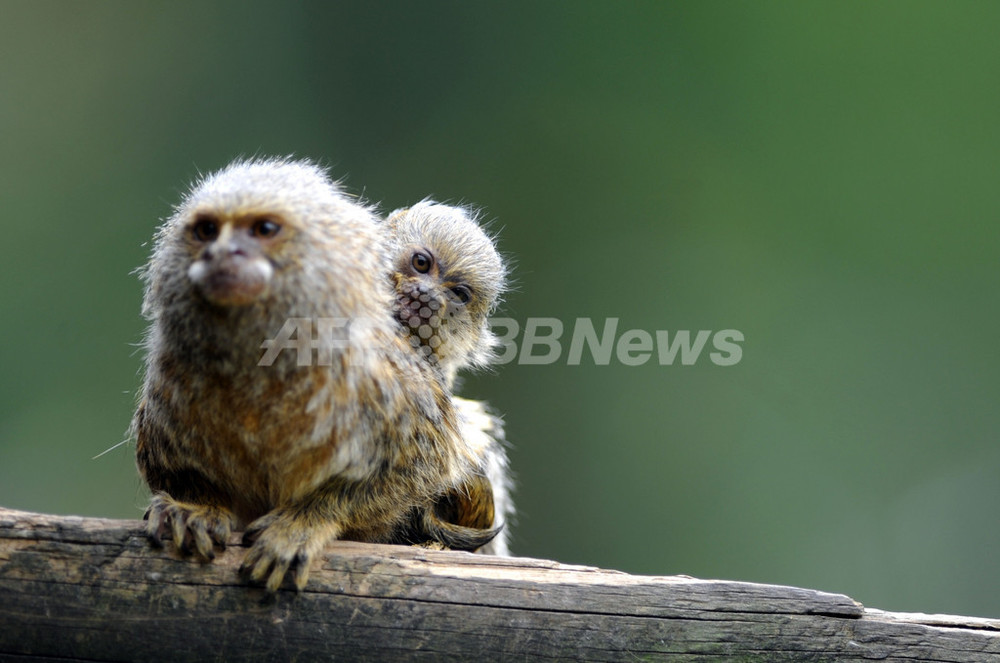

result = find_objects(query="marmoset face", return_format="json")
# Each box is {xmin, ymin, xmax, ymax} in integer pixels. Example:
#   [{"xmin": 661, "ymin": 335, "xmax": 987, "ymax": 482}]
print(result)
[{"xmin": 184, "ymin": 212, "xmax": 288, "ymax": 306}]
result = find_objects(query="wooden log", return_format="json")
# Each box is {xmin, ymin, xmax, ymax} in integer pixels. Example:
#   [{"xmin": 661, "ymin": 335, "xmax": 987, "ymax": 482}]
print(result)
[{"xmin": 1, "ymin": 506, "xmax": 998, "ymax": 662}]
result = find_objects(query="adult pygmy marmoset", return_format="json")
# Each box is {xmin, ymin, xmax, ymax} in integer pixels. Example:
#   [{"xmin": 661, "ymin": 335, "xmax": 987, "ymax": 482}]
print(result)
[
  {"xmin": 132, "ymin": 158, "xmax": 485, "ymax": 591},
  {"xmin": 384, "ymin": 201, "xmax": 514, "ymax": 555}
]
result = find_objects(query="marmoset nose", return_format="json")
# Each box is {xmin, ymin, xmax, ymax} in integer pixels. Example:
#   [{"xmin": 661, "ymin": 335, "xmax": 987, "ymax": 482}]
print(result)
[{"xmin": 205, "ymin": 227, "xmax": 251, "ymax": 259}]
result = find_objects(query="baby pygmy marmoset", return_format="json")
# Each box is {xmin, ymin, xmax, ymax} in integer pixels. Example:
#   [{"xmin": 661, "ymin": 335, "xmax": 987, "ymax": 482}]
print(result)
[
  {"xmin": 384, "ymin": 201, "xmax": 506, "ymax": 387},
  {"xmin": 383, "ymin": 201, "xmax": 514, "ymax": 556},
  {"xmin": 132, "ymin": 158, "xmax": 482, "ymax": 591}
]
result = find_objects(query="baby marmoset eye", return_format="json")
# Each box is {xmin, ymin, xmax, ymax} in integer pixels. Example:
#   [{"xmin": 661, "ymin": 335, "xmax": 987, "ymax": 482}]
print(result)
[
  {"xmin": 449, "ymin": 284, "xmax": 472, "ymax": 305},
  {"xmin": 411, "ymin": 250, "xmax": 434, "ymax": 274}
]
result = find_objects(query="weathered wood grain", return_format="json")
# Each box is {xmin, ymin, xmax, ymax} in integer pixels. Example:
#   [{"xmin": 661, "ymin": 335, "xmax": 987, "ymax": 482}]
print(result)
[{"xmin": 1, "ymin": 506, "xmax": 997, "ymax": 662}]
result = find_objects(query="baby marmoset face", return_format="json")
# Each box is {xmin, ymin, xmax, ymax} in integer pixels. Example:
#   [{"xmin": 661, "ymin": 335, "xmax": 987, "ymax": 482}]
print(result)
[{"xmin": 383, "ymin": 201, "xmax": 506, "ymax": 386}]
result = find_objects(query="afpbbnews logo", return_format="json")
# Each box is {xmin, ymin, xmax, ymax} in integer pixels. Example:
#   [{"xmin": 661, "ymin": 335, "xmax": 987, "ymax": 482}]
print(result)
[
  {"xmin": 257, "ymin": 316, "xmax": 744, "ymax": 368},
  {"xmin": 489, "ymin": 318, "xmax": 744, "ymax": 366}
]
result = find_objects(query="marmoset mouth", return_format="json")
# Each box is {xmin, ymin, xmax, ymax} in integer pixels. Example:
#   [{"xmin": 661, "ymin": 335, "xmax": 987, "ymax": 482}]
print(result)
[{"xmin": 192, "ymin": 256, "xmax": 272, "ymax": 307}]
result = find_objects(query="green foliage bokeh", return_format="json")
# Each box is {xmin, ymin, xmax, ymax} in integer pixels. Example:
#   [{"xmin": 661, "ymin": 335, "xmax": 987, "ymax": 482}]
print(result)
[{"xmin": 1, "ymin": 1, "xmax": 998, "ymax": 616}]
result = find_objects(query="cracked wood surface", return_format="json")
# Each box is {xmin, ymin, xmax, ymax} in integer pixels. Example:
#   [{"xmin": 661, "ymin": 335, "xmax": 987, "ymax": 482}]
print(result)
[{"xmin": 1, "ymin": 506, "xmax": 998, "ymax": 662}]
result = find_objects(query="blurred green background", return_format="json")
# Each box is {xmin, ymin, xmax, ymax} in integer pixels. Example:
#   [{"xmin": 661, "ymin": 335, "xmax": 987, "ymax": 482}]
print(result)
[{"xmin": 2, "ymin": 1, "xmax": 998, "ymax": 616}]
